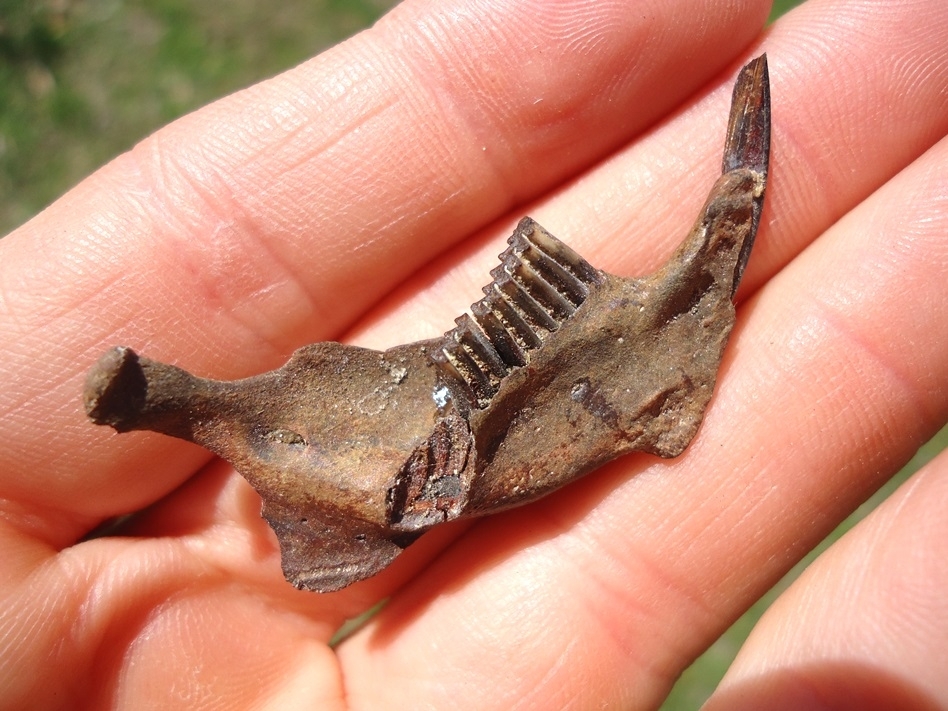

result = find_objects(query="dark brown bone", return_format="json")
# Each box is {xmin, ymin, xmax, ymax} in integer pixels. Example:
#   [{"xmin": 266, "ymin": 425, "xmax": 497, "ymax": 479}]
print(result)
[{"xmin": 84, "ymin": 55, "xmax": 770, "ymax": 592}]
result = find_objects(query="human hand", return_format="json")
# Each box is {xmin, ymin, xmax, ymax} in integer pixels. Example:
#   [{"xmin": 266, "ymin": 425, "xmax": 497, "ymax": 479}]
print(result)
[{"xmin": 1, "ymin": 0, "xmax": 946, "ymax": 709}]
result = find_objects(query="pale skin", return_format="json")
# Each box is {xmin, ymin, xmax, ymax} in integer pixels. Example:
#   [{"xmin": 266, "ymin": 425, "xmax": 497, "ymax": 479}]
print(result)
[{"xmin": 1, "ymin": 0, "xmax": 947, "ymax": 708}]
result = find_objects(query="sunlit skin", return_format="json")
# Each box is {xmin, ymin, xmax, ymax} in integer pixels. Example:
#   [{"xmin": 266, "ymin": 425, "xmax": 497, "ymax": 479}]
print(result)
[{"xmin": 1, "ymin": 0, "xmax": 947, "ymax": 709}]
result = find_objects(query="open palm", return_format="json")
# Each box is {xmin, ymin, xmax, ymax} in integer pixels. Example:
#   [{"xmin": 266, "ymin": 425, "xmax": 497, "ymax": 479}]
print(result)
[{"xmin": 2, "ymin": 1, "xmax": 947, "ymax": 709}]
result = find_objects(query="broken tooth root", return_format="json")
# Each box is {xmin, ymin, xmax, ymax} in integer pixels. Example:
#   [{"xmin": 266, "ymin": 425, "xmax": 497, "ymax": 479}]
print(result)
[
  {"xmin": 432, "ymin": 217, "xmax": 604, "ymax": 410},
  {"xmin": 386, "ymin": 412, "xmax": 473, "ymax": 530}
]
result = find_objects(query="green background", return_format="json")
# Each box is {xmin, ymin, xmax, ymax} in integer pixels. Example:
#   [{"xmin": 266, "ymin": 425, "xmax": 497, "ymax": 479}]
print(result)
[
  {"xmin": 2, "ymin": 0, "xmax": 944, "ymax": 708},
  {"xmin": 0, "ymin": 0, "xmax": 802, "ymax": 235},
  {"xmin": 2, "ymin": 0, "xmax": 799, "ymax": 235}
]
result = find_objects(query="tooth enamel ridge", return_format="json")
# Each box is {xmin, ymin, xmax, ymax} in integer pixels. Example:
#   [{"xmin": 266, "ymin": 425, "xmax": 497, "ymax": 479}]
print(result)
[{"xmin": 432, "ymin": 217, "xmax": 604, "ymax": 409}]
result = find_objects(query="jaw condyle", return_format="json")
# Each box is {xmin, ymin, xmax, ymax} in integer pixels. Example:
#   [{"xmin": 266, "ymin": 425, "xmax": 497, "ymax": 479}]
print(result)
[{"xmin": 84, "ymin": 55, "xmax": 770, "ymax": 592}]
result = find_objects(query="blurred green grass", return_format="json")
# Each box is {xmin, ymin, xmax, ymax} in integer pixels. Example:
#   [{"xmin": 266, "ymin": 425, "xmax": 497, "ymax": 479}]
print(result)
[
  {"xmin": 2, "ymin": 1, "xmax": 944, "ymax": 708},
  {"xmin": 0, "ymin": 0, "xmax": 399, "ymax": 234},
  {"xmin": 769, "ymin": 0, "xmax": 804, "ymax": 22},
  {"xmin": 0, "ymin": 0, "xmax": 803, "ymax": 236}
]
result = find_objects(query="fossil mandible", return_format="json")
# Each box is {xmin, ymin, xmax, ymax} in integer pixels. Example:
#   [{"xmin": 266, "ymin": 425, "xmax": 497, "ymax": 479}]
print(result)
[{"xmin": 84, "ymin": 55, "xmax": 771, "ymax": 592}]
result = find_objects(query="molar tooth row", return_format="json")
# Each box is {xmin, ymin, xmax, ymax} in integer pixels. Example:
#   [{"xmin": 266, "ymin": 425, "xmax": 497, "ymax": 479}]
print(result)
[{"xmin": 433, "ymin": 218, "xmax": 603, "ymax": 410}]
